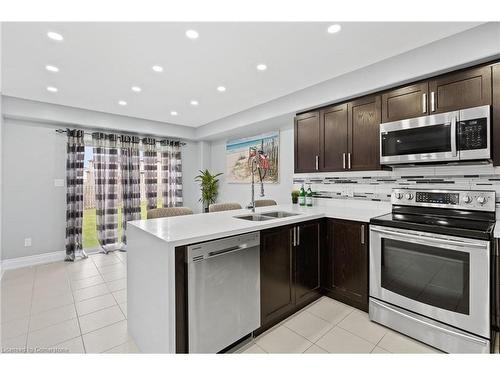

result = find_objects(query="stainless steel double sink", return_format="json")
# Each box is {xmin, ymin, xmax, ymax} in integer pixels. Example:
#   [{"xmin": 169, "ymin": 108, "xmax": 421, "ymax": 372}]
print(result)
[{"xmin": 234, "ymin": 211, "xmax": 299, "ymax": 222}]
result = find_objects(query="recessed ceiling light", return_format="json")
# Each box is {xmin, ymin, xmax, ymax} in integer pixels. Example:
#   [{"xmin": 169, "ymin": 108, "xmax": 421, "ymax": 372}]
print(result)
[
  {"xmin": 131, "ymin": 86, "xmax": 142, "ymax": 92},
  {"xmin": 47, "ymin": 31, "xmax": 64, "ymax": 41},
  {"xmin": 118, "ymin": 100, "xmax": 127, "ymax": 106},
  {"xmin": 45, "ymin": 65, "xmax": 59, "ymax": 72},
  {"xmin": 170, "ymin": 111, "xmax": 178, "ymax": 116},
  {"xmin": 217, "ymin": 86, "xmax": 226, "ymax": 92},
  {"xmin": 152, "ymin": 65, "xmax": 164, "ymax": 72},
  {"xmin": 190, "ymin": 100, "xmax": 199, "ymax": 106},
  {"xmin": 185, "ymin": 29, "xmax": 199, "ymax": 39},
  {"xmin": 327, "ymin": 24, "xmax": 342, "ymax": 34},
  {"xmin": 256, "ymin": 64, "xmax": 267, "ymax": 71},
  {"xmin": 46, "ymin": 86, "xmax": 58, "ymax": 93}
]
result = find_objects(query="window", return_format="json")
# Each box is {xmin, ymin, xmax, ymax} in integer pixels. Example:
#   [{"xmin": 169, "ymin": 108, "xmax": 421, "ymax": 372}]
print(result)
[{"xmin": 82, "ymin": 146, "xmax": 163, "ymax": 249}]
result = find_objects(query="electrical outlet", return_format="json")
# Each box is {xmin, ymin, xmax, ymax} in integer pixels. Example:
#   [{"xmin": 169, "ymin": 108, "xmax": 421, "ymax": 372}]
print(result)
[
  {"xmin": 54, "ymin": 179, "xmax": 65, "ymax": 187},
  {"xmin": 24, "ymin": 238, "xmax": 32, "ymax": 247}
]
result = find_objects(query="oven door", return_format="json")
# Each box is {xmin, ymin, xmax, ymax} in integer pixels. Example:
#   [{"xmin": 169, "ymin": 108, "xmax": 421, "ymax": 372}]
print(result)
[
  {"xmin": 380, "ymin": 111, "xmax": 459, "ymax": 165},
  {"xmin": 370, "ymin": 225, "xmax": 490, "ymax": 338}
]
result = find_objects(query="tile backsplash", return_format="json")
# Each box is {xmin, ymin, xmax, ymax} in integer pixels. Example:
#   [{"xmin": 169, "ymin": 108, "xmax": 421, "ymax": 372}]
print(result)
[{"xmin": 293, "ymin": 163, "xmax": 500, "ymax": 204}]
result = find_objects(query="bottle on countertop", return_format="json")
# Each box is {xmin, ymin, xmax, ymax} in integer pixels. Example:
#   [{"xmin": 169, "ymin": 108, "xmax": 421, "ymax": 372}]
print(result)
[
  {"xmin": 306, "ymin": 184, "xmax": 313, "ymax": 207},
  {"xmin": 299, "ymin": 184, "xmax": 306, "ymax": 206}
]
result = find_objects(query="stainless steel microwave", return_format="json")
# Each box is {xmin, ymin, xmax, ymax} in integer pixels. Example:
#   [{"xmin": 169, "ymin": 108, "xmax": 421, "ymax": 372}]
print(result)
[{"xmin": 380, "ymin": 105, "xmax": 490, "ymax": 165}]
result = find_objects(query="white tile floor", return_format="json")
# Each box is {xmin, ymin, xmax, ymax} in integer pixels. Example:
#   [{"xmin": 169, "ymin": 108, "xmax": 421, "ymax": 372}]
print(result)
[
  {"xmin": 1, "ymin": 252, "xmax": 497, "ymax": 354},
  {"xmin": 1, "ymin": 252, "xmax": 137, "ymax": 353},
  {"xmin": 236, "ymin": 297, "xmax": 442, "ymax": 354}
]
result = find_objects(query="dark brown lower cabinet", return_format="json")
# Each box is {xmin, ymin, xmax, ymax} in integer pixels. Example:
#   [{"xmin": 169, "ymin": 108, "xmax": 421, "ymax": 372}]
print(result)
[
  {"xmin": 259, "ymin": 220, "xmax": 322, "ymax": 332},
  {"xmin": 322, "ymin": 219, "xmax": 369, "ymax": 312},
  {"xmin": 260, "ymin": 225, "xmax": 295, "ymax": 327}
]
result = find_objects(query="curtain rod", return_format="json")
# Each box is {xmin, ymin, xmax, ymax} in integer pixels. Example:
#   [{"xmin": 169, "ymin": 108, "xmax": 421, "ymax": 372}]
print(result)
[{"xmin": 55, "ymin": 128, "xmax": 187, "ymax": 146}]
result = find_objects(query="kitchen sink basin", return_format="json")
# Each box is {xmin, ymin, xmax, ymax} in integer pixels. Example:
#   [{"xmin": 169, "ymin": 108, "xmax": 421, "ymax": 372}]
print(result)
[
  {"xmin": 260, "ymin": 211, "xmax": 299, "ymax": 218},
  {"xmin": 234, "ymin": 211, "xmax": 299, "ymax": 221},
  {"xmin": 235, "ymin": 214, "xmax": 274, "ymax": 221}
]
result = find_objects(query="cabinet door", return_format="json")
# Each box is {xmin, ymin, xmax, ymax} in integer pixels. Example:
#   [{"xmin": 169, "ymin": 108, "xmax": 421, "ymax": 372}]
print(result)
[
  {"xmin": 493, "ymin": 64, "xmax": 500, "ymax": 166},
  {"xmin": 260, "ymin": 226, "xmax": 295, "ymax": 325},
  {"xmin": 381, "ymin": 82, "xmax": 429, "ymax": 123},
  {"xmin": 319, "ymin": 104, "xmax": 348, "ymax": 171},
  {"xmin": 323, "ymin": 219, "xmax": 368, "ymax": 311},
  {"xmin": 294, "ymin": 221, "xmax": 321, "ymax": 305},
  {"xmin": 348, "ymin": 95, "xmax": 382, "ymax": 171},
  {"xmin": 429, "ymin": 66, "xmax": 492, "ymax": 113},
  {"xmin": 294, "ymin": 111, "xmax": 320, "ymax": 173}
]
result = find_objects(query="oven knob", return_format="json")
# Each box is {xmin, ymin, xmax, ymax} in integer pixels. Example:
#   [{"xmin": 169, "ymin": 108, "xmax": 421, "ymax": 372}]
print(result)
[
  {"xmin": 405, "ymin": 193, "xmax": 414, "ymax": 200},
  {"xmin": 477, "ymin": 196, "xmax": 487, "ymax": 205},
  {"xmin": 462, "ymin": 195, "xmax": 472, "ymax": 204},
  {"xmin": 394, "ymin": 192, "xmax": 403, "ymax": 200}
]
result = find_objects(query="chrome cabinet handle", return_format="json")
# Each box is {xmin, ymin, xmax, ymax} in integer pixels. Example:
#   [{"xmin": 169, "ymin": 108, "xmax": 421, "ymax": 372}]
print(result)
[
  {"xmin": 296, "ymin": 226, "xmax": 300, "ymax": 246},
  {"xmin": 292, "ymin": 227, "xmax": 296, "ymax": 247},
  {"xmin": 342, "ymin": 153, "xmax": 346, "ymax": 169},
  {"xmin": 360, "ymin": 225, "xmax": 365, "ymax": 245},
  {"xmin": 422, "ymin": 93, "xmax": 427, "ymax": 113},
  {"xmin": 315, "ymin": 155, "xmax": 319, "ymax": 171},
  {"xmin": 348, "ymin": 153, "xmax": 351, "ymax": 169},
  {"xmin": 431, "ymin": 91, "xmax": 435, "ymax": 112},
  {"xmin": 370, "ymin": 227, "xmax": 488, "ymax": 249}
]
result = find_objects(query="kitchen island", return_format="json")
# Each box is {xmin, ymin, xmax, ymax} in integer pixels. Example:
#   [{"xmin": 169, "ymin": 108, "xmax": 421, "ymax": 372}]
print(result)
[{"xmin": 127, "ymin": 201, "xmax": 390, "ymax": 353}]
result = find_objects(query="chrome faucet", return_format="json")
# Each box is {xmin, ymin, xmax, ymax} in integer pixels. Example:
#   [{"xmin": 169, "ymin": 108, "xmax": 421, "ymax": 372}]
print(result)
[{"xmin": 249, "ymin": 155, "xmax": 265, "ymax": 212}]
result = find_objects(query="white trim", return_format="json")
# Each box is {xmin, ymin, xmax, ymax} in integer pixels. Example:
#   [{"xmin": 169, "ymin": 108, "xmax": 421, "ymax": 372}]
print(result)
[{"xmin": 1, "ymin": 250, "xmax": 66, "ymax": 271}]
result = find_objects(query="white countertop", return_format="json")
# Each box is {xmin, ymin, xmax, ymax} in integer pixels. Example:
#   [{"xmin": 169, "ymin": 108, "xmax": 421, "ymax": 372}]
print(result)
[{"xmin": 128, "ymin": 201, "xmax": 391, "ymax": 247}]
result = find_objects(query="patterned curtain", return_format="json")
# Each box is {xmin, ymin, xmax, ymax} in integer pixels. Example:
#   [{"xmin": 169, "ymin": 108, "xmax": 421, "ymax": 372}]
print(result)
[
  {"xmin": 92, "ymin": 133, "xmax": 120, "ymax": 252},
  {"xmin": 120, "ymin": 135, "xmax": 141, "ymax": 246},
  {"xmin": 65, "ymin": 129, "xmax": 85, "ymax": 261},
  {"xmin": 160, "ymin": 140, "xmax": 183, "ymax": 207},
  {"xmin": 142, "ymin": 138, "xmax": 158, "ymax": 210}
]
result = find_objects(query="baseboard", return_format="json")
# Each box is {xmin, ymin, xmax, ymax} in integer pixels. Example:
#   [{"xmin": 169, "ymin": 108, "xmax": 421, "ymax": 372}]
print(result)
[{"xmin": 1, "ymin": 250, "xmax": 66, "ymax": 271}]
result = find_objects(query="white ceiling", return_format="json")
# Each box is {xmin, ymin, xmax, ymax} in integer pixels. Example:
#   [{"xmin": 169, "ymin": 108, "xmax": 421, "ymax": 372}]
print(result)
[{"xmin": 1, "ymin": 22, "xmax": 482, "ymax": 127}]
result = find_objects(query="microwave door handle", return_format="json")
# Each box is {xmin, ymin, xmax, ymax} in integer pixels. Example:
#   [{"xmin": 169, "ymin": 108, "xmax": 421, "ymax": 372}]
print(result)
[{"xmin": 450, "ymin": 116, "xmax": 458, "ymax": 157}]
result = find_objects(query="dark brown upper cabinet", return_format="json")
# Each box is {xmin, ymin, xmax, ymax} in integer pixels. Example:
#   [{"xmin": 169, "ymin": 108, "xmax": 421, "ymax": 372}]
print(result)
[
  {"xmin": 381, "ymin": 82, "xmax": 429, "ymax": 123},
  {"xmin": 322, "ymin": 219, "xmax": 369, "ymax": 312},
  {"xmin": 493, "ymin": 63, "xmax": 500, "ymax": 166},
  {"xmin": 319, "ymin": 104, "xmax": 349, "ymax": 171},
  {"xmin": 428, "ymin": 66, "xmax": 492, "ymax": 114},
  {"xmin": 294, "ymin": 111, "xmax": 320, "ymax": 173},
  {"xmin": 348, "ymin": 95, "xmax": 382, "ymax": 171},
  {"xmin": 294, "ymin": 220, "xmax": 321, "ymax": 306}
]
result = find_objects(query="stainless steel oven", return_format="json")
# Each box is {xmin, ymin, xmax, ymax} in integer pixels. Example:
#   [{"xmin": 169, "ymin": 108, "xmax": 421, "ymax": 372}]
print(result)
[
  {"xmin": 369, "ymin": 189, "xmax": 496, "ymax": 353},
  {"xmin": 380, "ymin": 105, "xmax": 490, "ymax": 165}
]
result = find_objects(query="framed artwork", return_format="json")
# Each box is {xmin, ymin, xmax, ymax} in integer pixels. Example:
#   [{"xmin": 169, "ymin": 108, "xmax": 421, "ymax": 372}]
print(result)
[{"xmin": 225, "ymin": 131, "xmax": 279, "ymax": 184}]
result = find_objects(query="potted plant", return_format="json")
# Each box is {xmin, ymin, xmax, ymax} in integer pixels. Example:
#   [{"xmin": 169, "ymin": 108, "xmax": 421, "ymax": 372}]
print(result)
[
  {"xmin": 195, "ymin": 169, "xmax": 223, "ymax": 213},
  {"xmin": 291, "ymin": 190, "xmax": 299, "ymax": 204}
]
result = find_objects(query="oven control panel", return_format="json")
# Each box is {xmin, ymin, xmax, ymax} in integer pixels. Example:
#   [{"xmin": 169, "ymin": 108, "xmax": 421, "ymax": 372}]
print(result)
[{"xmin": 391, "ymin": 189, "xmax": 496, "ymax": 212}]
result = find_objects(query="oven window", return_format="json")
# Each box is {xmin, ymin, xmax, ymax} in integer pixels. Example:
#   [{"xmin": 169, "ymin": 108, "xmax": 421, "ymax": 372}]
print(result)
[
  {"xmin": 381, "ymin": 239, "xmax": 469, "ymax": 314},
  {"xmin": 381, "ymin": 124, "xmax": 452, "ymax": 157}
]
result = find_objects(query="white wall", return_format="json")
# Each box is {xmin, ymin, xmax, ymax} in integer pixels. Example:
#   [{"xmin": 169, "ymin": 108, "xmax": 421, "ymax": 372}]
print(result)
[
  {"xmin": 209, "ymin": 123, "xmax": 294, "ymax": 207},
  {"xmin": 0, "ymin": 118, "xmax": 201, "ymax": 261}
]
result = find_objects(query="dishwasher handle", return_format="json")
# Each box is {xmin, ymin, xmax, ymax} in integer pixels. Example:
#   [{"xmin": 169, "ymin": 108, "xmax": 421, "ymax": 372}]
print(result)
[{"xmin": 207, "ymin": 244, "xmax": 249, "ymax": 259}]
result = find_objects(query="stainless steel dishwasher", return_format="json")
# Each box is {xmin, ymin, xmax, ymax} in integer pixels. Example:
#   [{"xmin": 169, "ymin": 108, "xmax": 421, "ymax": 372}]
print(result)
[{"xmin": 187, "ymin": 231, "xmax": 261, "ymax": 353}]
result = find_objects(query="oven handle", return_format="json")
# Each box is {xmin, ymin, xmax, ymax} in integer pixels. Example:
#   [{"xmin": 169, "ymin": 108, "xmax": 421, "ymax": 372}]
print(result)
[
  {"xmin": 370, "ymin": 227, "xmax": 488, "ymax": 249},
  {"xmin": 370, "ymin": 299, "xmax": 490, "ymax": 347}
]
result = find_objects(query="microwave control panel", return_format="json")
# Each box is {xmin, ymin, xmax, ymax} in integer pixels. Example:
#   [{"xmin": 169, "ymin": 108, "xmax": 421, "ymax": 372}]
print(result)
[{"xmin": 458, "ymin": 117, "xmax": 488, "ymax": 150}]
